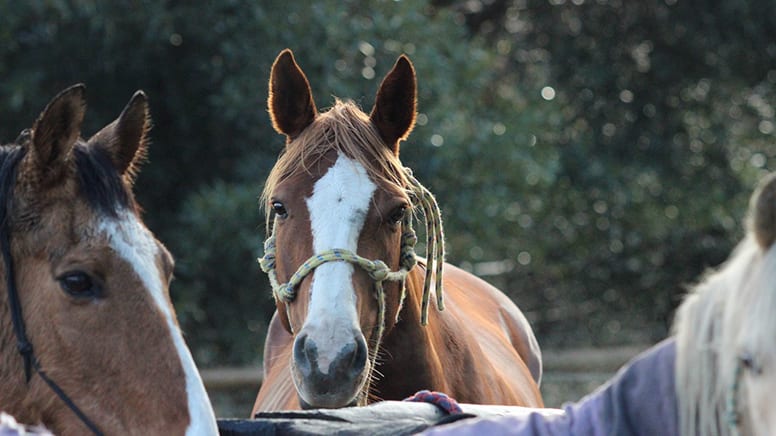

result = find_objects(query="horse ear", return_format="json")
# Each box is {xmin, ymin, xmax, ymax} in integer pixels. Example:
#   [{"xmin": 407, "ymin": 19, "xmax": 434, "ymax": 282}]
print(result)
[
  {"xmin": 268, "ymin": 49, "xmax": 317, "ymax": 140},
  {"xmin": 751, "ymin": 173, "xmax": 776, "ymax": 249},
  {"xmin": 370, "ymin": 55, "xmax": 417, "ymax": 156},
  {"xmin": 88, "ymin": 90, "xmax": 150, "ymax": 182},
  {"xmin": 28, "ymin": 84, "xmax": 86, "ymax": 184}
]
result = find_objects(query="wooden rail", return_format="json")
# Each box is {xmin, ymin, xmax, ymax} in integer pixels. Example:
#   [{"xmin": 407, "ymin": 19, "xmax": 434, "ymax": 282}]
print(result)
[
  {"xmin": 201, "ymin": 367, "xmax": 262, "ymax": 391},
  {"xmin": 201, "ymin": 344, "xmax": 649, "ymax": 391},
  {"xmin": 541, "ymin": 344, "xmax": 646, "ymax": 372}
]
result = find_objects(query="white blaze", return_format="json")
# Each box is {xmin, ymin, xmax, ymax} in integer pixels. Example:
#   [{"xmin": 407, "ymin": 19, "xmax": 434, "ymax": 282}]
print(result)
[
  {"xmin": 304, "ymin": 154, "xmax": 376, "ymax": 374},
  {"xmin": 99, "ymin": 210, "xmax": 218, "ymax": 436}
]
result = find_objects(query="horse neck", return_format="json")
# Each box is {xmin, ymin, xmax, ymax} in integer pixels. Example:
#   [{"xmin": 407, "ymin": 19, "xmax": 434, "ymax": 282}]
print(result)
[{"xmin": 376, "ymin": 265, "xmax": 448, "ymax": 396}]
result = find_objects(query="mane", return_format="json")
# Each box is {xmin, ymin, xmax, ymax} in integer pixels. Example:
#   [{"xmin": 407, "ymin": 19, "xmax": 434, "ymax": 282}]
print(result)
[
  {"xmin": 0, "ymin": 137, "xmax": 135, "ymax": 233},
  {"xmin": 673, "ymin": 231, "xmax": 776, "ymax": 436},
  {"xmin": 261, "ymin": 99, "xmax": 409, "ymax": 228},
  {"xmin": 72, "ymin": 142, "xmax": 136, "ymax": 217},
  {"xmin": 0, "ymin": 145, "xmax": 28, "ymax": 232}
]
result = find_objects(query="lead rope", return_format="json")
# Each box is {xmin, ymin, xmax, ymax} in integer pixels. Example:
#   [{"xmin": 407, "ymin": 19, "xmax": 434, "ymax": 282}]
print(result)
[{"xmin": 258, "ymin": 167, "xmax": 445, "ymax": 404}]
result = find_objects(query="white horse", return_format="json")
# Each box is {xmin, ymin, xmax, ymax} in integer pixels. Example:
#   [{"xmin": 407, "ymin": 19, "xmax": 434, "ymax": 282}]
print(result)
[{"xmin": 675, "ymin": 172, "xmax": 776, "ymax": 436}]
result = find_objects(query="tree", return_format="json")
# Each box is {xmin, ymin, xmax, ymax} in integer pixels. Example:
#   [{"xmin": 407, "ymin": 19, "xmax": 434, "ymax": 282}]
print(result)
[{"xmin": 431, "ymin": 0, "xmax": 776, "ymax": 344}]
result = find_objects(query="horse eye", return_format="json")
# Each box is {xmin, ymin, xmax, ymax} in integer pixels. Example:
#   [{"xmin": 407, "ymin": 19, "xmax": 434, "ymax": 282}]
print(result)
[
  {"xmin": 389, "ymin": 205, "xmax": 408, "ymax": 224},
  {"xmin": 272, "ymin": 201, "xmax": 288, "ymax": 219},
  {"xmin": 740, "ymin": 353, "xmax": 762, "ymax": 375},
  {"xmin": 58, "ymin": 271, "xmax": 100, "ymax": 299}
]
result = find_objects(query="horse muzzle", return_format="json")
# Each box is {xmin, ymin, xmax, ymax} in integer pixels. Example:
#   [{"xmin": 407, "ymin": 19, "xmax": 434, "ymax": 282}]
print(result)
[{"xmin": 291, "ymin": 329, "xmax": 369, "ymax": 408}]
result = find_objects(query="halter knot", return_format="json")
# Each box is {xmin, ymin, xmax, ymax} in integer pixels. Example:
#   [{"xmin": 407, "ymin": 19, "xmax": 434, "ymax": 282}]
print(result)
[
  {"xmin": 258, "ymin": 237, "xmax": 276, "ymax": 273},
  {"xmin": 368, "ymin": 260, "xmax": 390, "ymax": 281},
  {"xmin": 16, "ymin": 340, "xmax": 32, "ymax": 356},
  {"xmin": 277, "ymin": 284, "xmax": 297, "ymax": 302},
  {"xmin": 16, "ymin": 340, "xmax": 33, "ymax": 382}
]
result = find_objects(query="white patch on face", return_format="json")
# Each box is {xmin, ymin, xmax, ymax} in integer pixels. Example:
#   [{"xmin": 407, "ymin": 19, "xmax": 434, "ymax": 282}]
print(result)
[
  {"xmin": 303, "ymin": 154, "xmax": 376, "ymax": 374},
  {"xmin": 99, "ymin": 210, "xmax": 218, "ymax": 436}
]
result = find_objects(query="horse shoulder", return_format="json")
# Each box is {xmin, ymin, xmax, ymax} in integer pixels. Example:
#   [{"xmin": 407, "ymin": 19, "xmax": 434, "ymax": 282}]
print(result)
[
  {"xmin": 438, "ymin": 263, "xmax": 543, "ymax": 403},
  {"xmin": 253, "ymin": 311, "xmax": 299, "ymax": 412}
]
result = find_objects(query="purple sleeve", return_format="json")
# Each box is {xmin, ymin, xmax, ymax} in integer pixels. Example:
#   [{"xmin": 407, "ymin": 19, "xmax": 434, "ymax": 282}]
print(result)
[{"xmin": 422, "ymin": 338, "xmax": 678, "ymax": 436}]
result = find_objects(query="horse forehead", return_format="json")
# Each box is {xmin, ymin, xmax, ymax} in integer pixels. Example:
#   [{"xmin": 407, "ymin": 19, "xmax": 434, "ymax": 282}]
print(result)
[
  {"xmin": 97, "ymin": 209, "xmax": 162, "ymax": 283},
  {"xmin": 306, "ymin": 154, "xmax": 376, "ymax": 246},
  {"xmin": 312, "ymin": 153, "xmax": 375, "ymax": 197}
]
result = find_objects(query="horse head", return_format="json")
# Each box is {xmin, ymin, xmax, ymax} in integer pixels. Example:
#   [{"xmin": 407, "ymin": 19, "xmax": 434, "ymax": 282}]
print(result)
[
  {"xmin": 261, "ymin": 49, "xmax": 426, "ymax": 409},
  {"xmin": 0, "ymin": 85, "xmax": 217, "ymax": 435}
]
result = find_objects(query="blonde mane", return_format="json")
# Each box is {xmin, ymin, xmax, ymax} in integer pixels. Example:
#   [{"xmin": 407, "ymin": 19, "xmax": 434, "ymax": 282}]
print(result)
[
  {"xmin": 261, "ymin": 99, "xmax": 409, "ymax": 228},
  {"xmin": 674, "ymin": 219, "xmax": 776, "ymax": 435}
]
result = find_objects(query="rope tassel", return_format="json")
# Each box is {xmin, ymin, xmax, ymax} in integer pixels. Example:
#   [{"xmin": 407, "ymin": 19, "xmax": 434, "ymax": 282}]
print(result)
[{"xmin": 404, "ymin": 169, "xmax": 446, "ymax": 325}]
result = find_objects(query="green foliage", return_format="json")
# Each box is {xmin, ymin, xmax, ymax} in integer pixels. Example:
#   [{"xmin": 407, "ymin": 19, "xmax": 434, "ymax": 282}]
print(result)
[
  {"xmin": 169, "ymin": 181, "xmax": 268, "ymax": 365},
  {"xmin": 434, "ymin": 0, "xmax": 776, "ymax": 344},
  {"xmin": 1, "ymin": 0, "xmax": 773, "ymax": 364}
]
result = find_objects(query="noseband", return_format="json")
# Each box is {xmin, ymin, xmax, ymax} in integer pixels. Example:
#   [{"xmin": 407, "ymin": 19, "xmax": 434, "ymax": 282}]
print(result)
[
  {"xmin": 0, "ymin": 142, "xmax": 103, "ymax": 436},
  {"xmin": 258, "ymin": 168, "xmax": 446, "ymax": 404}
]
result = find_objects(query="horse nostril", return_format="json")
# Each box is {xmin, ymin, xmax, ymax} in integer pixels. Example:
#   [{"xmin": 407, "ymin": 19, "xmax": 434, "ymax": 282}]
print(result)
[
  {"xmin": 293, "ymin": 333, "xmax": 315, "ymax": 376},
  {"xmin": 347, "ymin": 335, "xmax": 368, "ymax": 378}
]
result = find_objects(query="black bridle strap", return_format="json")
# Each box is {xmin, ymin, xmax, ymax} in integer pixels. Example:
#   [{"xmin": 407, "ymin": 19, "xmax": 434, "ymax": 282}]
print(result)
[
  {"xmin": 0, "ymin": 221, "xmax": 33, "ymax": 381},
  {"xmin": 0, "ymin": 149, "xmax": 33, "ymax": 381},
  {"xmin": 32, "ymin": 357, "xmax": 104, "ymax": 436},
  {"xmin": 0, "ymin": 197, "xmax": 103, "ymax": 434}
]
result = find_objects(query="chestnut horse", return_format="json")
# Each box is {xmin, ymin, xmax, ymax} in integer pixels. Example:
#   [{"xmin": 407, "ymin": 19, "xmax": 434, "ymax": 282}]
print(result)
[
  {"xmin": 0, "ymin": 85, "xmax": 217, "ymax": 435},
  {"xmin": 253, "ymin": 49, "xmax": 543, "ymax": 412}
]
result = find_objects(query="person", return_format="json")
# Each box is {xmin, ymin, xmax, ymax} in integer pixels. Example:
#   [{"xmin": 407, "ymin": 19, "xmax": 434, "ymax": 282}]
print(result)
[
  {"xmin": 422, "ymin": 338, "xmax": 677, "ymax": 435},
  {"xmin": 424, "ymin": 173, "xmax": 776, "ymax": 436}
]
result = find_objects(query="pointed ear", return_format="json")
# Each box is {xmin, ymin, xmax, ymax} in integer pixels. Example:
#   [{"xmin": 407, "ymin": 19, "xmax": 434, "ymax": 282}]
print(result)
[
  {"xmin": 370, "ymin": 55, "xmax": 417, "ymax": 156},
  {"xmin": 268, "ymin": 49, "xmax": 317, "ymax": 140},
  {"xmin": 750, "ymin": 172, "xmax": 776, "ymax": 249},
  {"xmin": 28, "ymin": 84, "xmax": 86, "ymax": 183},
  {"xmin": 88, "ymin": 90, "xmax": 150, "ymax": 182}
]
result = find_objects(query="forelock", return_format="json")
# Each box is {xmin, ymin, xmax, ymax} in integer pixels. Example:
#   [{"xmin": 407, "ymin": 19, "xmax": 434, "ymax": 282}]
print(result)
[
  {"xmin": 73, "ymin": 142, "xmax": 136, "ymax": 217},
  {"xmin": 261, "ymin": 99, "xmax": 409, "ymax": 226}
]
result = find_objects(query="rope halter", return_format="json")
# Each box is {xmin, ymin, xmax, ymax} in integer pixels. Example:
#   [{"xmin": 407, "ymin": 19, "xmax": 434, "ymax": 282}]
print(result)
[
  {"xmin": 726, "ymin": 357, "xmax": 743, "ymax": 436},
  {"xmin": 258, "ymin": 167, "xmax": 446, "ymax": 329},
  {"xmin": 258, "ymin": 167, "xmax": 444, "ymax": 405}
]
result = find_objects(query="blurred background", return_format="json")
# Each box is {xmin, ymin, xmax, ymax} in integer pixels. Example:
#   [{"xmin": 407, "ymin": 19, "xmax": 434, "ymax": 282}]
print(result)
[{"xmin": 2, "ymin": 0, "xmax": 774, "ymax": 417}]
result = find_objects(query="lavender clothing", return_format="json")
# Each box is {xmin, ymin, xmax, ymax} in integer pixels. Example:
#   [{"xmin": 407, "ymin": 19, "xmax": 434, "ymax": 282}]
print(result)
[{"xmin": 423, "ymin": 338, "xmax": 678, "ymax": 436}]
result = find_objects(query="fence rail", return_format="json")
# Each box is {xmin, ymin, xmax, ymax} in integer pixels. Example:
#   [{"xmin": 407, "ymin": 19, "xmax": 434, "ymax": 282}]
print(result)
[{"xmin": 201, "ymin": 344, "xmax": 649, "ymax": 391}]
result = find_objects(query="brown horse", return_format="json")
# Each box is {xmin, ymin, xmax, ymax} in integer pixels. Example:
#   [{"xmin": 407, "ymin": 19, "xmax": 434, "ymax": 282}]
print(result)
[
  {"xmin": 0, "ymin": 85, "xmax": 217, "ymax": 435},
  {"xmin": 252, "ymin": 49, "xmax": 543, "ymax": 413}
]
